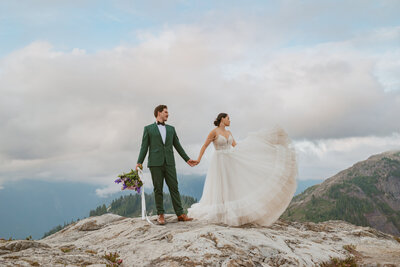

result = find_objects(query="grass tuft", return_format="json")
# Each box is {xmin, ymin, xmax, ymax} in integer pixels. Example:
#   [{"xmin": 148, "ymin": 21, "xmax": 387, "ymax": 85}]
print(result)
[
  {"xmin": 103, "ymin": 251, "xmax": 123, "ymax": 266},
  {"xmin": 319, "ymin": 256, "xmax": 357, "ymax": 267}
]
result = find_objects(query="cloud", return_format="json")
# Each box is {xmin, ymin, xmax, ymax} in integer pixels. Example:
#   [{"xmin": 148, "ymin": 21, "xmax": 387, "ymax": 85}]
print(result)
[
  {"xmin": 295, "ymin": 133, "xmax": 400, "ymax": 180},
  {"xmin": 95, "ymin": 185, "xmax": 121, "ymax": 198},
  {"xmin": 0, "ymin": 5, "xmax": 399, "ymax": 189}
]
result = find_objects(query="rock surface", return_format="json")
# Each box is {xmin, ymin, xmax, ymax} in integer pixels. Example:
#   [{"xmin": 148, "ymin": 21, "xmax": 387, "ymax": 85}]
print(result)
[{"xmin": 1, "ymin": 213, "xmax": 400, "ymax": 266}]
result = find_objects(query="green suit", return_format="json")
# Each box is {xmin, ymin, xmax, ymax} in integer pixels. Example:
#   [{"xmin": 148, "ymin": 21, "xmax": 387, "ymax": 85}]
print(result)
[{"xmin": 137, "ymin": 122, "xmax": 190, "ymax": 216}]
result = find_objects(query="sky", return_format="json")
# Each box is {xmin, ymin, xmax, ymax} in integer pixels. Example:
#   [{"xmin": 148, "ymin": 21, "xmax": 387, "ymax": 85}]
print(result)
[{"xmin": 1, "ymin": 0, "xmax": 400, "ymax": 196}]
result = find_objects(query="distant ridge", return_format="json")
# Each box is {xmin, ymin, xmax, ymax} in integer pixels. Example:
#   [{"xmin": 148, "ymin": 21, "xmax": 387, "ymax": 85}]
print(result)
[{"xmin": 281, "ymin": 150, "xmax": 400, "ymax": 236}]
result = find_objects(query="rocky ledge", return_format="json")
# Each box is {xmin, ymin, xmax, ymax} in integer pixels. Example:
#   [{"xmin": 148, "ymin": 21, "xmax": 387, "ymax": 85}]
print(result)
[{"xmin": 1, "ymin": 213, "xmax": 400, "ymax": 266}]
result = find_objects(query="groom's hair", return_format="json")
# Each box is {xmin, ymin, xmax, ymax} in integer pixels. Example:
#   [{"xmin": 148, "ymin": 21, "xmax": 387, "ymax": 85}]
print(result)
[{"xmin": 154, "ymin": 105, "xmax": 168, "ymax": 117}]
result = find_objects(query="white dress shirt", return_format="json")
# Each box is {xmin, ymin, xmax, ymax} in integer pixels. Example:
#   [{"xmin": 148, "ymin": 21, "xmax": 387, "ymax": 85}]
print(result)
[{"xmin": 157, "ymin": 122, "xmax": 166, "ymax": 144}]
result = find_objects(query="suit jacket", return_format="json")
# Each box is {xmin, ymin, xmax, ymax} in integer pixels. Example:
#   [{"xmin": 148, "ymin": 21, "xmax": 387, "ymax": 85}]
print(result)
[{"xmin": 137, "ymin": 122, "xmax": 190, "ymax": 167}]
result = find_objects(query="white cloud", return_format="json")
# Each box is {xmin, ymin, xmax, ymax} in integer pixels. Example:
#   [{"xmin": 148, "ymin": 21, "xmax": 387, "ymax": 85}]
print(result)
[
  {"xmin": 374, "ymin": 50, "xmax": 400, "ymax": 92},
  {"xmin": 95, "ymin": 184, "xmax": 121, "ymax": 198},
  {"xmin": 295, "ymin": 133, "xmax": 400, "ymax": 180}
]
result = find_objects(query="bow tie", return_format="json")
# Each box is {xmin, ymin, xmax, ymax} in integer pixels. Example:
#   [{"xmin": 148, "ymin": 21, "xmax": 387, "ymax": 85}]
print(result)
[{"xmin": 157, "ymin": 121, "xmax": 165, "ymax": 126}]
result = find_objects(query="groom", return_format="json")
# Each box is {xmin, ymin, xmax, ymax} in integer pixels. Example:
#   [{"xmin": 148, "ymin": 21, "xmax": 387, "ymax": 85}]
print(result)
[{"xmin": 136, "ymin": 105, "xmax": 197, "ymax": 225}]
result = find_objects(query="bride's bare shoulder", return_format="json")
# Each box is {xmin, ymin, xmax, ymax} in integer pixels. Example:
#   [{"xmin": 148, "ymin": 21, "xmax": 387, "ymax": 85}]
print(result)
[{"xmin": 208, "ymin": 128, "xmax": 217, "ymax": 140}]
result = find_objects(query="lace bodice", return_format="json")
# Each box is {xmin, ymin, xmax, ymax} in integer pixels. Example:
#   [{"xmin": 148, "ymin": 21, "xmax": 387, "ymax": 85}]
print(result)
[{"xmin": 213, "ymin": 134, "xmax": 233, "ymax": 151}]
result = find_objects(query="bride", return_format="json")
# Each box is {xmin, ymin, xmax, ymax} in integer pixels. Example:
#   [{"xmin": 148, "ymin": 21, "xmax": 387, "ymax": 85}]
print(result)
[{"xmin": 187, "ymin": 113, "xmax": 298, "ymax": 226}]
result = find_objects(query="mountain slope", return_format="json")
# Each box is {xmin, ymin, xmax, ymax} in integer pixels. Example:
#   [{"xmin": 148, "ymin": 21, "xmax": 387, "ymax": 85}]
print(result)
[{"xmin": 281, "ymin": 150, "xmax": 400, "ymax": 236}]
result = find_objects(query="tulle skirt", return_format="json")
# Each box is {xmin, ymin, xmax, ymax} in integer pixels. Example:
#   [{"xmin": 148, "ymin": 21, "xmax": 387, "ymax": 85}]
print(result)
[{"xmin": 187, "ymin": 126, "xmax": 298, "ymax": 226}]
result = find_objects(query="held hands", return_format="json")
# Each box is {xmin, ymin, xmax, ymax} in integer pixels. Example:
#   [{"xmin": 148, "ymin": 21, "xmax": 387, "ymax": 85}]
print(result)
[{"xmin": 187, "ymin": 159, "xmax": 199, "ymax": 167}]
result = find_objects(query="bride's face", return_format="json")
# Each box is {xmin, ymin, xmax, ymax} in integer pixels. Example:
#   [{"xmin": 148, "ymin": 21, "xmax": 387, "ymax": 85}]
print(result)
[{"xmin": 222, "ymin": 116, "xmax": 230, "ymax": 126}]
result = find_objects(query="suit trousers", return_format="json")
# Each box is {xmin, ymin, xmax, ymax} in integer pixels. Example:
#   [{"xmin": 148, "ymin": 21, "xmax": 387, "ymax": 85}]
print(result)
[{"xmin": 149, "ymin": 161, "xmax": 184, "ymax": 216}]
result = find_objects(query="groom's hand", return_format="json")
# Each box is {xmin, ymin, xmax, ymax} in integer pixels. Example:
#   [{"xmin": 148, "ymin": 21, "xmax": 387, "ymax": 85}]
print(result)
[
  {"xmin": 187, "ymin": 159, "xmax": 196, "ymax": 167},
  {"xmin": 135, "ymin": 163, "xmax": 143, "ymax": 170}
]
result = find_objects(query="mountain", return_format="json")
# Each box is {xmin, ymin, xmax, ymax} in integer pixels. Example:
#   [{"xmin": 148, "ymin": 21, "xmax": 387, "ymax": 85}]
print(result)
[
  {"xmin": 1, "ymin": 213, "xmax": 400, "ymax": 266},
  {"xmin": 294, "ymin": 178, "xmax": 324, "ymax": 195},
  {"xmin": 281, "ymin": 150, "xmax": 400, "ymax": 236}
]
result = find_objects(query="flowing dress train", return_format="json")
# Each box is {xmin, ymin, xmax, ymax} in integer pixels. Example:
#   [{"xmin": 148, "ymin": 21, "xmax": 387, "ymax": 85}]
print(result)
[{"xmin": 187, "ymin": 126, "xmax": 297, "ymax": 226}]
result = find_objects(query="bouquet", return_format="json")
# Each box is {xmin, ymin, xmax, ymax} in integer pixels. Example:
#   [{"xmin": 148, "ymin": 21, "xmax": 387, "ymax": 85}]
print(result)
[{"xmin": 115, "ymin": 167, "xmax": 143, "ymax": 193}]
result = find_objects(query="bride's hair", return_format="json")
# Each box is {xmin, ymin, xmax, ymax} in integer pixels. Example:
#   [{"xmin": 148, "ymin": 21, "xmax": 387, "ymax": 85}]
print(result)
[{"xmin": 214, "ymin": 113, "xmax": 228, "ymax": 126}]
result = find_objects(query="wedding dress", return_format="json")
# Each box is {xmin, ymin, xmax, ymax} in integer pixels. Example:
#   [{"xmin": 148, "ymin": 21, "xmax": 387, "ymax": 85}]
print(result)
[{"xmin": 187, "ymin": 126, "xmax": 297, "ymax": 226}]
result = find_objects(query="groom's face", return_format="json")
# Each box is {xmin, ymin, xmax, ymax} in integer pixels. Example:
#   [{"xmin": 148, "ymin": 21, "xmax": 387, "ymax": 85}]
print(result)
[{"xmin": 159, "ymin": 108, "xmax": 169, "ymax": 121}]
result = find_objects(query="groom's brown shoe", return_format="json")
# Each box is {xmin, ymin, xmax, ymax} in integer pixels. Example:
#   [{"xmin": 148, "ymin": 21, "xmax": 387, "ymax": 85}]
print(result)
[
  {"xmin": 177, "ymin": 214, "xmax": 193, "ymax": 222},
  {"xmin": 157, "ymin": 214, "xmax": 165, "ymax": 225}
]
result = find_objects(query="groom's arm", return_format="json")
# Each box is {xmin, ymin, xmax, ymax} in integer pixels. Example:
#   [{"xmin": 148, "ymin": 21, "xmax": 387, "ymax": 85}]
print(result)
[
  {"xmin": 172, "ymin": 127, "xmax": 190, "ymax": 162},
  {"xmin": 137, "ymin": 126, "xmax": 149, "ymax": 165}
]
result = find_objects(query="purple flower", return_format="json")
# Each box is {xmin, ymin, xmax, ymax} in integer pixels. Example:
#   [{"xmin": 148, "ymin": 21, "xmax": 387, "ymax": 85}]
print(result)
[
  {"xmin": 114, "ymin": 178, "xmax": 122, "ymax": 184},
  {"xmin": 136, "ymin": 187, "xmax": 141, "ymax": 194},
  {"xmin": 122, "ymin": 184, "xmax": 127, "ymax": 190}
]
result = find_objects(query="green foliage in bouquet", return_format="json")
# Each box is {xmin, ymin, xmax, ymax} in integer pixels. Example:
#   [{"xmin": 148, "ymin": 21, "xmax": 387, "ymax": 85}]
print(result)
[{"xmin": 115, "ymin": 167, "xmax": 143, "ymax": 193}]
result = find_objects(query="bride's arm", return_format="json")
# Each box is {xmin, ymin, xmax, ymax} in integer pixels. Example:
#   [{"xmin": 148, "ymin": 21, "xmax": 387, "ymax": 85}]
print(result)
[
  {"xmin": 229, "ymin": 131, "xmax": 237, "ymax": 147},
  {"xmin": 197, "ymin": 130, "xmax": 216, "ymax": 162}
]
